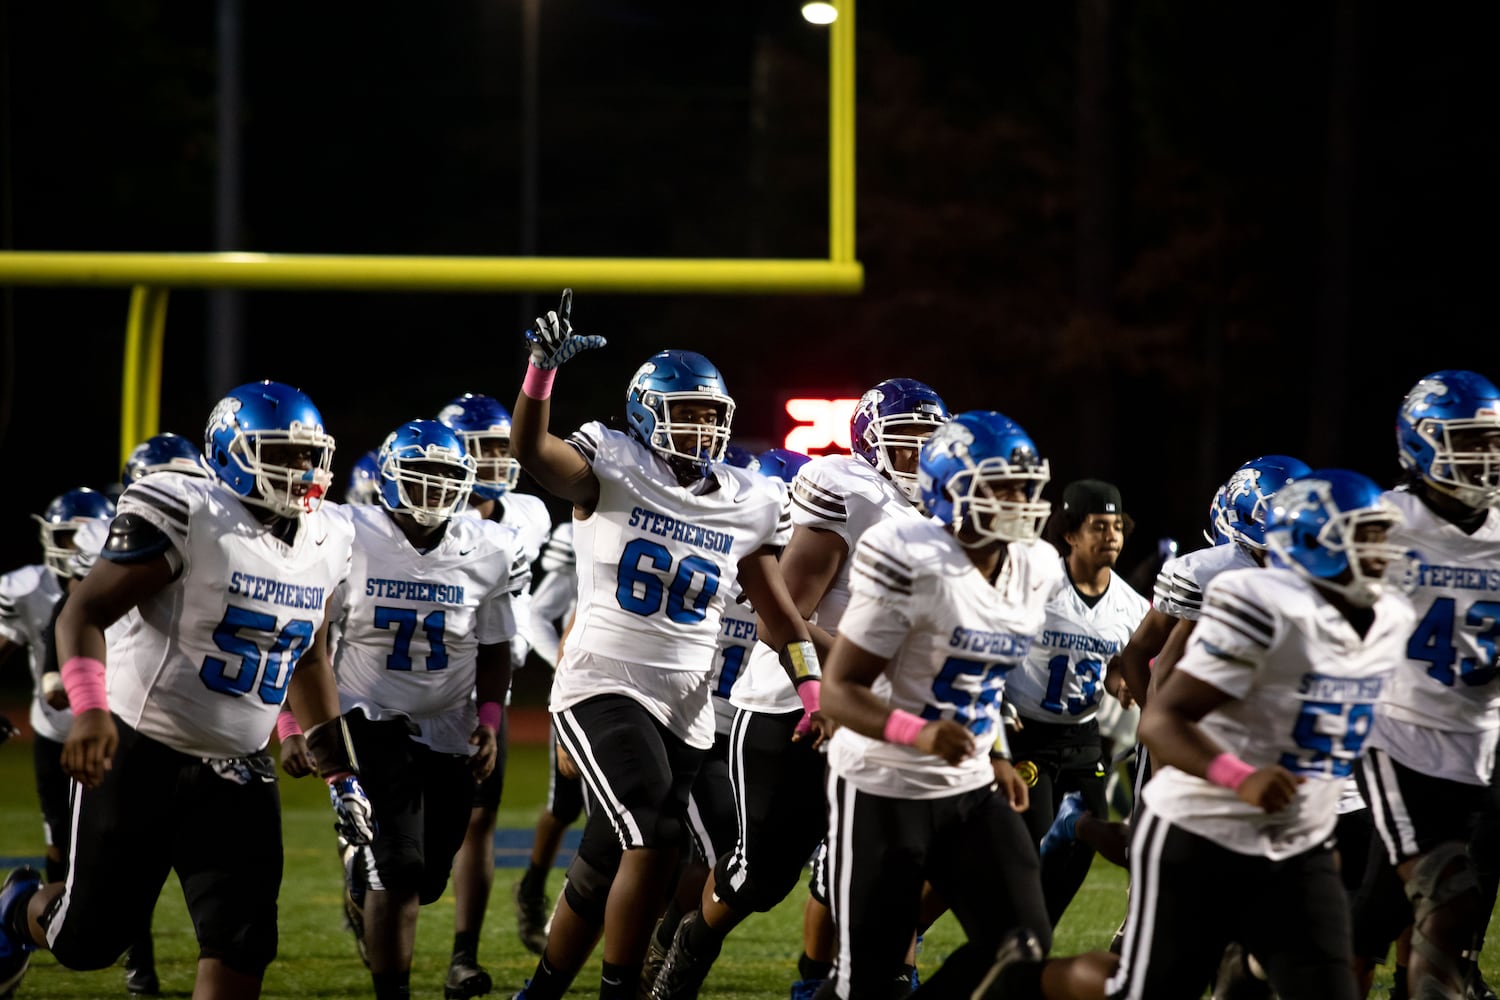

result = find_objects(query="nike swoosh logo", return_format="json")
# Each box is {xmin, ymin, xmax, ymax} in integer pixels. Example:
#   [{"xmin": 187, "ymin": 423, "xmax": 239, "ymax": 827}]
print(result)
[
  {"xmin": 316, "ymin": 536, "xmax": 327, "ymax": 546},
  {"xmin": 460, "ymin": 547, "xmax": 476, "ymax": 556}
]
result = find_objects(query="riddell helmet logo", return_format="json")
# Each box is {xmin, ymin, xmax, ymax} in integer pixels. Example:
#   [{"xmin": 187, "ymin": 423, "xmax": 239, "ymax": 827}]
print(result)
[
  {"xmin": 1225, "ymin": 468, "xmax": 1258, "ymax": 511},
  {"xmin": 925, "ymin": 420, "xmax": 975, "ymax": 461}
]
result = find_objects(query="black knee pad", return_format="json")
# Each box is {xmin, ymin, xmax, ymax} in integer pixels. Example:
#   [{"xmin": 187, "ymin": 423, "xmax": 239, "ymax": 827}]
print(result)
[
  {"xmin": 561, "ymin": 853, "xmax": 612, "ymax": 927},
  {"xmin": 373, "ymin": 842, "xmax": 425, "ymax": 899},
  {"xmin": 200, "ymin": 934, "xmax": 278, "ymax": 980}
]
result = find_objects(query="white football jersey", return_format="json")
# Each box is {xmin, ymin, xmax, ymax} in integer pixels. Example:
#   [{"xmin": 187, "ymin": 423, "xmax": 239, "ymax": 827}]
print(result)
[
  {"xmin": 0, "ymin": 565, "xmax": 67, "ymax": 741},
  {"xmin": 1153, "ymin": 543, "xmax": 1258, "ymax": 621},
  {"xmin": 1366, "ymin": 491, "xmax": 1500, "ymax": 784},
  {"xmin": 825, "ymin": 518, "xmax": 1061, "ymax": 799},
  {"xmin": 1143, "ymin": 567, "xmax": 1413, "ymax": 860},
  {"xmin": 1008, "ymin": 556, "xmax": 1150, "ymax": 724},
  {"xmin": 733, "ymin": 454, "xmax": 920, "ymax": 714},
  {"xmin": 106, "ymin": 475, "xmax": 354, "ymax": 759},
  {"xmin": 527, "ymin": 521, "xmax": 578, "ymax": 668},
  {"xmin": 551, "ymin": 424, "xmax": 784, "ymax": 744},
  {"xmin": 463, "ymin": 492, "xmax": 549, "ymax": 670},
  {"xmin": 331, "ymin": 506, "xmax": 523, "ymax": 754}
]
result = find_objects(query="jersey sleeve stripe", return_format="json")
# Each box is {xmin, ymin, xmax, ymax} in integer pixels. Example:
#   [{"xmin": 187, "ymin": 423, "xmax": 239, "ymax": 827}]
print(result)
[
  {"xmin": 1211, "ymin": 591, "xmax": 1275, "ymax": 637},
  {"xmin": 791, "ymin": 489, "xmax": 848, "ymax": 522},
  {"xmin": 1200, "ymin": 605, "xmax": 1274, "ymax": 650},
  {"xmin": 1195, "ymin": 638, "xmax": 1259, "ymax": 668},
  {"xmin": 123, "ymin": 487, "xmax": 191, "ymax": 530},
  {"xmin": 566, "ymin": 430, "xmax": 599, "ymax": 463},
  {"xmin": 852, "ymin": 548, "xmax": 915, "ymax": 593}
]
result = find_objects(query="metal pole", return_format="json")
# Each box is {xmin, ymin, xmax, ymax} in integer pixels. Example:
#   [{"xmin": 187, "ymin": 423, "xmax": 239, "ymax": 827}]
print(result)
[{"xmin": 518, "ymin": 0, "xmax": 539, "ymax": 330}]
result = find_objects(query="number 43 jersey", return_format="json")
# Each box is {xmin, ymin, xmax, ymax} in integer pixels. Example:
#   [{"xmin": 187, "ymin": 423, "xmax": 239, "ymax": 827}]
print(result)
[
  {"xmin": 561, "ymin": 423, "xmax": 785, "ymax": 672},
  {"xmin": 106, "ymin": 474, "xmax": 355, "ymax": 760},
  {"xmin": 1143, "ymin": 567, "xmax": 1413, "ymax": 860},
  {"xmin": 331, "ymin": 505, "xmax": 524, "ymax": 754},
  {"xmin": 825, "ymin": 518, "xmax": 1062, "ymax": 800}
]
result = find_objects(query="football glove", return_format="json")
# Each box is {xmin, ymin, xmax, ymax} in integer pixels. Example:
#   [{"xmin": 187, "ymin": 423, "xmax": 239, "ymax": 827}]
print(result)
[
  {"xmin": 525, "ymin": 288, "xmax": 606, "ymax": 369},
  {"xmin": 329, "ymin": 774, "xmax": 377, "ymax": 846}
]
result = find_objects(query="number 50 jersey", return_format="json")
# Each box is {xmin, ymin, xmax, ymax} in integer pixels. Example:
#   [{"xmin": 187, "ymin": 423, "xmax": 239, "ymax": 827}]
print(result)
[
  {"xmin": 106, "ymin": 474, "xmax": 355, "ymax": 759},
  {"xmin": 562, "ymin": 423, "xmax": 785, "ymax": 671},
  {"xmin": 825, "ymin": 517, "xmax": 1061, "ymax": 800}
]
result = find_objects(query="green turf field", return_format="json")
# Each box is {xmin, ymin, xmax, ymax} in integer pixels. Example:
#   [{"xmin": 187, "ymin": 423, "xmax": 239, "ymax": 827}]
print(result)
[{"xmin": 0, "ymin": 740, "xmax": 1461, "ymax": 997}]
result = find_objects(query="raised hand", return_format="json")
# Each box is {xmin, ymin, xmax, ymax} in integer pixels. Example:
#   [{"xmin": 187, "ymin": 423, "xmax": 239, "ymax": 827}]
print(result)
[{"xmin": 525, "ymin": 288, "xmax": 606, "ymax": 369}]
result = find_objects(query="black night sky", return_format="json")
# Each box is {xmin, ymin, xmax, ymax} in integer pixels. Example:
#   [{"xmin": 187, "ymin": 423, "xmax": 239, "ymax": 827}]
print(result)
[{"xmin": 0, "ymin": 1, "xmax": 1496, "ymax": 578}]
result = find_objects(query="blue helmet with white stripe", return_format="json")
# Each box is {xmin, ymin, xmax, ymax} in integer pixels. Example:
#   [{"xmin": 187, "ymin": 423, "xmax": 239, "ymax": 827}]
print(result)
[
  {"xmin": 204, "ymin": 380, "xmax": 335, "ymax": 518},
  {"xmin": 436, "ymin": 393, "xmax": 520, "ymax": 501}
]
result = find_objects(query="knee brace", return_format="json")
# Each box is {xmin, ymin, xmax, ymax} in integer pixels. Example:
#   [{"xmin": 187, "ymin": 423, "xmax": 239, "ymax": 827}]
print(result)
[{"xmin": 561, "ymin": 853, "xmax": 612, "ymax": 928}]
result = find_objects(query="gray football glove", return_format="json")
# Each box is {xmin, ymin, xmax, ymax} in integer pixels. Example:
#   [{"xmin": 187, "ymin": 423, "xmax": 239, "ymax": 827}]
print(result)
[{"xmin": 525, "ymin": 289, "xmax": 606, "ymax": 369}]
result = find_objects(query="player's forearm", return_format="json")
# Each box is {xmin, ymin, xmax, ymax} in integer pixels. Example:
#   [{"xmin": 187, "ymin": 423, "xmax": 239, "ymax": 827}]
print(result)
[
  {"xmin": 475, "ymin": 642, "xmax": 511, "ymax": 708},
  {"xmin": 286, "ymin": 654, "xmax": 342, "ymax": 729},
  {"xmin": 819, "ymin": 676, "xmax": 890, "ymax": 741},
  {"xmin": 1136, "ymin": 703, "xmax": 1222, "ymax": 779}
]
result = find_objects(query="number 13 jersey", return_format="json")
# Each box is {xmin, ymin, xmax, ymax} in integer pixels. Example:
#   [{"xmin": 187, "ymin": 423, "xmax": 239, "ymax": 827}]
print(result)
[{"xmin": 106, "ymin": 474, "xmax": 355, "ymax": 759}]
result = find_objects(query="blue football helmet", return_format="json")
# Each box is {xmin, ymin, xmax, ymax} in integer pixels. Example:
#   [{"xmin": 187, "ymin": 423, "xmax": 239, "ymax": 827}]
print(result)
[
  {"xmin": 625, "ymin": 350, "xmax": 735, "ymax": 478},
  {"xmin": 122, "ymin": 432, "xmax": 210, "ymax": 488},
  {"xmin": 851, "ymin": 378, "xmax": 950, "ymax": 502},
  {"xmin": 204, "ymin": 380, "xmax": 335, "ymax": 518},
  {"xmin": 345, "ymin": 451, "xmax": 381, "ymax": 505},
  {"xmin": 376, "ymin": 419, "xmax": 477, "ymax": 527},
  {"xmin": 756, "ymin": 447, "xmax": 812, "ymax": 483},
  {"xmin": 1266, "ymin": 469, "xmax": 1409, "ymax": 608},
  {"xmin": 436, "ymin": 393, "xmax": 521, "ymax": 501},
  {"xmin": 1214, "ymin": 454, "xmax": 1313, "ymax": 551},
  {"xmin": 722, "ymin": 443, "xmax": 760, "ymax": 471},
  {"xmin": 1396, "ymin": 370, "xmax": 1500, "ymax": 509},
  {"xmin": 1203, "ymin": 484, "xmax": 1231, "ymax": 546},
  {"xmin": 34, "ymin": 487, "xmax": 117, "ymax": 579},
  {"xmin": 918, "ymin": 411, "xmax": 1052, "ymax": 545}
]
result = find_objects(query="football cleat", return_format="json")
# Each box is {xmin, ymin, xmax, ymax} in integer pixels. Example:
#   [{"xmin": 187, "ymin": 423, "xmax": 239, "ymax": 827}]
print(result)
[
  {"xmin": 649, "ymin": 911, "xmax": 715, "ymax": 1000},
  {"xmin": 342, "ymin": 844, "xmax": 370, "ymax": 968},
  {"xmin": 1040, "ymin": 791, "xmax": 1086, "ymax": 859},
  {"xmin": 1469, "ymin": 966, "xmax": 1498, "ymax": 1000},
  {"xmin": 0, "ymin": 867, "xmax": 41, "ymax": 1000},
  {"xmin": 511, "ymin": 879, "xmax": 550, "ymax": 955},
  {"xmin": 444, "ymin": 952, "xmax": 493, "ymax": 999},
  {"xmin": 640, "ymin": 916, "xmax": 672, "ymax": 998},
  {"xmin": 123, "ymin": 935, "xmax": 160, "ymax": 995},
  {"xmin": 970, "ymin": 928, "xmax": 1045, "ymax": 1000},
  {"xmin": 788, "ymin": 980, "xmax": 825, "ymax": 1000}
]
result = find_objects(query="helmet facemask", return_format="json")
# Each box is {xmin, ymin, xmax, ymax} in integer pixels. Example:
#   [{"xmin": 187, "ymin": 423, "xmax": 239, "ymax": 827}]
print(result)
[
  {"xmin": 1417, "ymin": 418, "xmax": 1500, "ymax": 509},
  {"xmin": 641, "ymin": 391, "xmax": 735, "ymax": 478},
  {"xmin": 225, "ymin": 424, "xmax": 336, "ymax": 518},
  {"xmin": 862, "ymin": 414, "xmax": 948, "ymax": 502},
  {"xmin": 943, "ymin": 457, "xmax": 1053, "ymax": 547},
  {"xmin": 458, "ymin": 429, "xmax": 521, "ymax": 500},
  {"xmin": 1268, "ymin": 488, "xmax": 1410, "ymax": 608},
  {"xmin": 381, "ymin": 449, "xmax": 477, "ymax": 527},
  {"xmin": 33, "ymin": 519, "xmax": 82, "ymax": 579}
]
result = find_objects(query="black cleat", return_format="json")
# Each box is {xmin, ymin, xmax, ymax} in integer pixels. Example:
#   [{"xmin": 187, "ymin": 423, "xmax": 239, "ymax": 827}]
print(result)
[
  {"xmin": 650, "ymin": 911, "xmax": 715, "ymax": 1000},
  {"xmin": 123, "ymin": 937, "xmax": 161, "ymax": 996},
  {"xmin": 1211, "ymin": 942, "xmax": 1272, "ymax": 1000},
  {"xmin": 444, "ymin": 952, "xmax": 493, "ymax": 999},
  {"xmin": 640, "ymin": 917, "xmax": 671, "ymax": 999},
  {"xmin": 343, "ymin": 844, "xmax": 370, "ymax": 968},
  {"xmin": 512, "ymin": 880, "xmax": 550, "ymax": 956},
  {"xmin": 971, "ymin": 929, "xmax": 1045, "ymax": 1000},
  {"xmin": 1469, "ymin": 966, "xmax": 1499, "ymax": 1000}
]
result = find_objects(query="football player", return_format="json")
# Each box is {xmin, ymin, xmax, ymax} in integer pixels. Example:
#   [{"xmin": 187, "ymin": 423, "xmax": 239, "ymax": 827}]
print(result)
[
  {"xmin": 651, "ymin": 378, "xmax": 949, "ymax": 1000},
  {"xmin": 0, "ymin": 380, "xmax": 373, "ymax": 1000},
  {"xmin": 1350, "ymin": 371, "xmax": 1500, "ymax": 999},
  {"xmin": 507, "ymin": 290, "xmax": 819, "ymax": 1000},
  {"xmin": 344, "ymin": 450, "xmax": 382, "ymax": 506},
  {"xmin": 1005, "ymin": 480, "xmax": 1150, "ymax": 926},
  {"xmin": 641, "ymin": 445, "xmax": 807, "ymax": 994},
  {"xmin": 290, "ymin": 418, "xmax": 527, "ymax": 1000},
  {"xmin": 816, "ymin": 411, "xmax": 1058, "ymax": 998},
  {"xmin": 976, "ymin": 469, "xmax": 1412, "ymax": 1000},
  {"xmin": 435, "ymin": 393, "xmax": 551, "ymax": 999}
]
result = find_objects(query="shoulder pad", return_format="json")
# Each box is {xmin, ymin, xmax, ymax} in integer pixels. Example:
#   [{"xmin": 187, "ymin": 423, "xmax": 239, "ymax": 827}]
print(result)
[{"xmin": 103, "ymin": 513, "xmax": 172, "ymax": 562}]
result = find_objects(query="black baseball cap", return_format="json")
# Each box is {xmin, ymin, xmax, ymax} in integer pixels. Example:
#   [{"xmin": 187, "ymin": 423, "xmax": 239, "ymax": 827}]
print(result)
[{"xmin": 1062, "ymin": 479, "xmax": 1124, "ymax": 516}]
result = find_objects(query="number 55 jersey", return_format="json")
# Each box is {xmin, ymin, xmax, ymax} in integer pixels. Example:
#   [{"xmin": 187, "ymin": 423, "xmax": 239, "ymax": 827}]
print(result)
[
  {"xmin": 552, "ymin": 423, "xmax": 785, "ymax": 747},
  {"xmin": 106, "ymin": 473, "xmax": 355, "ymax": 759},
  {"xmin": 1142, "ymin": 567, "xmax": 1414, "ymax": 859},
  {"xmin": 825, "ymin": 517, "xmax": 1062, "ymax": 799}
]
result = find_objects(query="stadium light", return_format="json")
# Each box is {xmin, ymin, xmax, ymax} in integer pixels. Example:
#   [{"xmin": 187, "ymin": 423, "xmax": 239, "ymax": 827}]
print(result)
[
  {"xmin": 801, "ymin": 2, "xmax": 837, "ymax": 26},
  {"xmin": 784, "ymin": 397, "xmax": 858, "ymax": 454}
]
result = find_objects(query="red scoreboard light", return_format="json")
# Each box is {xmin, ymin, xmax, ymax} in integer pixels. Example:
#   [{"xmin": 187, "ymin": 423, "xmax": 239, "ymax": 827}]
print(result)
[{"xmin": 783, "ymin": 397, "xmax": 860, "ymax": 455}]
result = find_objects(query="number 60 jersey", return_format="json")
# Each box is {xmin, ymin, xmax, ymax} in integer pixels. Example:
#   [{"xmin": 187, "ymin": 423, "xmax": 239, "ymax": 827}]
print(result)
[
  {"xmin": 1143, "ymin": 566, "xmax": 1414, "ymax": 859},
  {"xmin": 825, "ymin": 517, "xmax": 1062, "ymax": 799},
  {"xmin": 105, "ymin": 473, "xmax": 355, "ymax": 759}
]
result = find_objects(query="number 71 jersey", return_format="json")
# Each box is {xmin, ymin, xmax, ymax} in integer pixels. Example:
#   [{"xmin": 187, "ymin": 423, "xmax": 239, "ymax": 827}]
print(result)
[
  {"xmin": 564, "ymin": 423, "xmax": 785, "ymax": 670},
  {"xmin": 106, "ymin": 474, "xmax": 355, "ymax": 759}
]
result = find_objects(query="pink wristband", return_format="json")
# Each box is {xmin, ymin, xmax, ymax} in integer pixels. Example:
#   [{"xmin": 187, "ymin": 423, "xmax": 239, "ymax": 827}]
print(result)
[
  {"xmin": 478, "ymin": 701, "xmax": 503, "ymax": 731},
  {"xmin": 276, "ymin": 711, "xmax": 303, "ymax": 741},
  {"xmin": 60, "ymin": 656, "xmax": 109, "ymax": 714},
  {"xmin": 883, "ymin": 709, "xmax": 927, "ymax": 747},
  {"xmin": 522, "ymin": 363, "xmax": 556, "ymax": 399},
  {"xmin": 1206, "ymin": 752, "xmax": 1256, "ymax": 791},
  {"xmin": 795, "ymin": 679, "xmax": 821, "ymax": 716}
]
